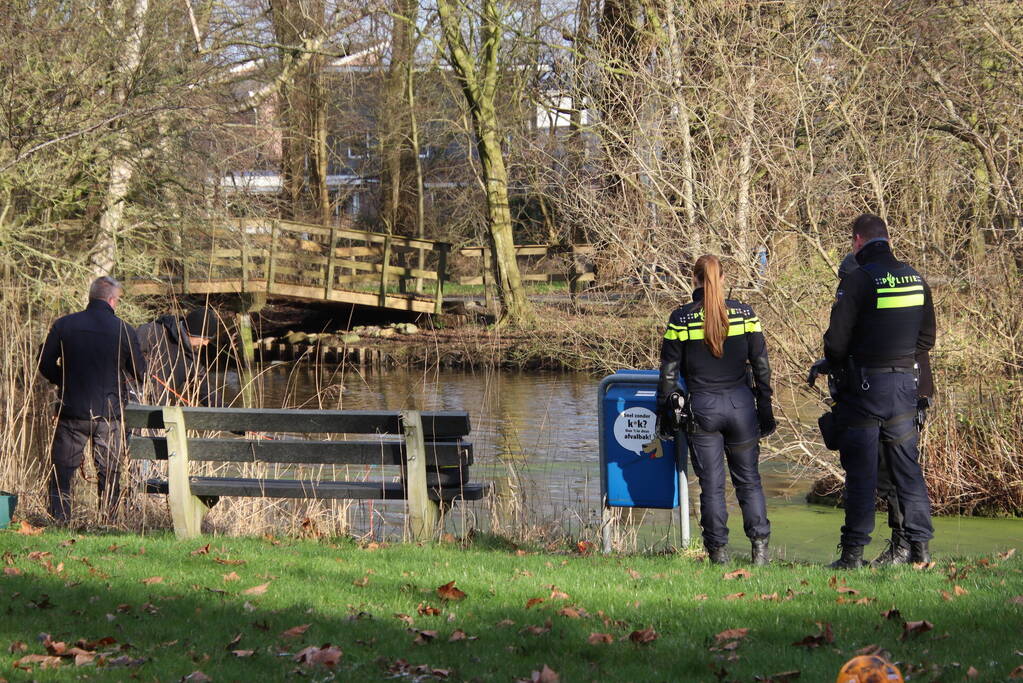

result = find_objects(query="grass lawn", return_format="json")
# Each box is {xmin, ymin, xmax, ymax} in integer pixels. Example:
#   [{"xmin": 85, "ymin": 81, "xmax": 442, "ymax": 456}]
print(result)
[{"xmin": 1, "ymin": 527, "xmax": 1021, "ymax": 682}]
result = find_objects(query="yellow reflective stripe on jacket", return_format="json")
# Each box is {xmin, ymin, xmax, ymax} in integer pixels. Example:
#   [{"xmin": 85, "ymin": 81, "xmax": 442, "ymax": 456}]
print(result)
[
  {"xmin": 877, "ymin": 294, "xmax": 924, "ymax": 309},
  {"xmin": 664, "ymin": 327, "xmax": 690, "ymax": 341},
  {"xmin": 745, "ymin": 317, "xmax": 762, "ymax": 333},
  {"xmin": 875, "ymin": 284, "xmax": 924, "ymax": 292}
]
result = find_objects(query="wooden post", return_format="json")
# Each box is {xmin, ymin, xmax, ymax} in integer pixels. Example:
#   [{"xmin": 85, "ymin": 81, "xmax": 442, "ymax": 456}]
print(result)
[
  {"xmin": 324, "ymin": 224, "xmax": 338, "ymax": 299},
  {"xmin": 568, "ymin": 245, "xmax": 580, "ymax": 300},
  {"xmin": 266, "ymin": 221, "xmax": 279, "ymax": 294},
  {"xmin": 379, "ymin": 235, "xmax": 393, "ymax": 308},
  {"xmin": 161, "ymin": 406, "xmax": 208, "ymax": 539},
  {"xmin": 235, "ymin": 313, "xmax": 256, "ymax": 407},
  {"xmin": 240, "ymin": 238, "xmax": 249, "ymax": 293},
  {"xmin": 402, "ymin": 410, "xmax": 439, "ymax": 541},
  {"xmin": 434, "ymin": 245, "xmax": 448, "ymax": 315}
]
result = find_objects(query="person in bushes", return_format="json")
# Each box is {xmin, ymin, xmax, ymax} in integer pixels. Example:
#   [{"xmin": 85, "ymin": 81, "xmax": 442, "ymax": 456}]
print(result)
[
  {"xmin": 137, "ymin": 306, "xmax": 223, "ymax": 407},
  {"xmin": 657, "ymin": 254, "xmax": 775, "ymax": 566},
  {"xmin": 817, "ymin": 214, "xmax": 936, "ymax": 569},
  {"xmin": 38, "ymin": 276, "xmax": 147, "ymax": 523}
]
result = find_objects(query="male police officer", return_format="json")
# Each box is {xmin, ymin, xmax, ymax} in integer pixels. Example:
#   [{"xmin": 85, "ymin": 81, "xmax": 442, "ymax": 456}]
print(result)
[
  {"xmin": 819, "ymin": 214, "xmax": 935, "ymax": 569},
  {"xmin": 830, "ymin": 254, "xmax": 935, "ymax": 566},
  {"xmin": 39, "ymin": 276, "xmax": 146, "ymax": 523}
]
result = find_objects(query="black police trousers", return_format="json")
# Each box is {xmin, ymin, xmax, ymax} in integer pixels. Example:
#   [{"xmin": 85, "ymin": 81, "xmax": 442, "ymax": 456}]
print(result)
[
  {"xmin": 48, "ymin": 417, "xmax": 125, "ymax": 523},
  {"xmin": 838, "ymin": 371, "xmax": 933, "ymax": 547},
  {"xmin": 688, "ymin": 385, "xmax": 770, "ymax": 549}
]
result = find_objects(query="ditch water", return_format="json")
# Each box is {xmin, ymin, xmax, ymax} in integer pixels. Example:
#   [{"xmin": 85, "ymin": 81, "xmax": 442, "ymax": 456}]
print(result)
[{"xmin": 237, "ymin": 365, "xmax": 1023, "ymax": 562}]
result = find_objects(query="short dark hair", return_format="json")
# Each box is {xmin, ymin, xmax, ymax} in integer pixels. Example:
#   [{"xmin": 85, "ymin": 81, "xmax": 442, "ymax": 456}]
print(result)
[
  {"xmin": 88, "ymin": 276, "xmax": 122, "ymax": 301},
  {"xmin": 852, "ymin": 214, "xmax": 889, "ymax": 240}
]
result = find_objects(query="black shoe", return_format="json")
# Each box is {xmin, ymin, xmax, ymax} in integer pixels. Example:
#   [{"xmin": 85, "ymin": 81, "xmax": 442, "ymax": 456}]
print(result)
[
  {"xmin": 828, "ymin": 545, "xmax": 864, "ymax": 570},
  {"xmin": 909, "ymin": 540, "xmax": 931, "ymax": 564},
  {"xmin": 870, "ymin": 537, "xmax": 911, "ymax": 567},
  {"xmin": 751, "ymin": 537, "xmax": 770, "ymax": 566},
  {"xmin": 707, "ymin": 546, "xmax": 729, "ymax": 564}
]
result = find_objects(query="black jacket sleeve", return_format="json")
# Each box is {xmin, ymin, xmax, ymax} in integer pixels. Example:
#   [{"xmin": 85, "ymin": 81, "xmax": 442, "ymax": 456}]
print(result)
[
  {"xmin": 121, "ymin": 322, "xmax": 147, "ymax": 384},
  {"xmin": 745, "ymin": 306, "xmax": 773, "ymax": 406},
  {"xmin": 823, "ymin": 270, "xmax": 867, "ymax": 366},
  {"xmin": 39, "ymin": 320, "xmax": 63, "ymax": 386},
  {"xmin": 916, "ymin": 281, "xmax": 936, "ymax": 354},
  {"xmin": 657, "ymin": 313, "xmax": 685, "ymax": 403}
]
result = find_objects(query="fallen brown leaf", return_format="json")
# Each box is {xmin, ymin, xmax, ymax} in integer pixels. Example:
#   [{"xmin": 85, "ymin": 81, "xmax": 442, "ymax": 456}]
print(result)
[
  {"xmin": 628, "ymin": 627, "xmax": 659, "ymax": 644},
  {"xmin": 437, "ymin": 581, "xmax": 466, "ymax": 601},
  {"xmin": 549, "ymin": 588, "xmax": 570, "ymax": 600},
  {"xmin": 627, "ymin": 568, "xmax": 642, "ymax": 580},
  {"xmin": 417, "ymin": 603, "xmax": 441, "ymax": 616},
  {"xmin": 715, "ymin": 628, "xmax": 749, "ymax": 642},
  {"xmin": 189, "ymin": 543, "xmax": 210, "ymax": 556},
  {"xmin": 448, "ymin": 629, "xmax": 477, "ymax": 642},
  {"xmin": 9, "ymin": 640, "xmax": 27, "ymax": 653},
  {"xmin": 577, "ymin": 541, "xmax": 594, "ymax": 555},
  {"xmin": 183, "ymin": 671, "xmax": 212, "ymax": 682},
  {"xmin": 532, "ymin": 664, "xmax": 559, "ymax": 683},
  {"xmin": 900, "ymin": 619, "xmax": 934, "ymax": 640},
  {"xmin": 881, "ymin": 608, "xmax": 902, "ymax": 620},
  {"xmin": 835, "ymin": 586, "xmax": 859, "ymax": 595},
  {"xmin": 1009, "ymin": 596, "xmax": 1023, "ymax": 605},
  {"xmin": 294, "ymin": 644, "xmax": 342, "ymax": 667},
  {"xmin": 412, "ymin": 629, "xmax": 437, "ymax": 645},
  {"xmin": 967, "ymin": 666, "xmax": 979, "ymax": 678},
  {"xmin": 14, "ymin": 653, "xmax": 62, "ymax": 670},
  {"xmin": 231, "ymin": 649, "xmax": 255, "ymax": 658},
  {"xmin": 526, "ymin": 597, "xmax": 545, "ymax": 609},
  {"xmin": 792, "ymin": 623, "xmax": 833, "ymax": 648},
  {"xmin": 557, "ymin": 606, "xmax": 587, "ymax": 619},
  {"xmin": 395, "ymin": 613, "xmax": 414, "ymax": 626},
  {"xmin": 213, "ymin": 557, "xmax": 245, "ymax": 566},
  {"xmin": 954, "ymin": 585, "xmax": 969, "ymax": 596},
  {"xmin": 496, "ymin": 619, "xmax": 516, "ymax": 627},
  {"xmin": 225, "ymin": 633, "xmax": 242, "ymax": 650},
  {"xmin": 694, "ymin": 593, "xmax": 708, "ymax": 601},
  {"xmin": 241, "ymin": 582, "xmax": 270, "ymax": 595},
  {"xmin": 1009, "ymin": 664, "xmax": 1023, "ymax": 679},
  {"xmin": 141, "ymin": 576, "xmax": 163, "ymax": 585},
  {"xmin": 4, "ymin": 567, "xmax": 22, "ymax": 576},
  {"xmin": 998, "ymin": 548, "xmax": 1016, "ymax": 560},
  {"xmin": 724, "ymin": 592, "xmax": 745, "ymax": 600},
  {"xmin": 222, "ymin": 571, "xmax": 240, "ymax": 582},
  {"xmin": 723, "ymin": 568, "xmax": 752, "ymax": 580},
  {"xmin": 352, "ymin": 576, "xmax": 370, "ymax": 587},
  {"xmin": 588, "ymin": 632, "xmax": 614, "ymax": 644},
  {"xmin": 280, "ymin": 624, "xmax": 311, "ymax": 639},
  {"xmin": 17, "ymin": 521, "xmax": 43, "ymax": 536}
]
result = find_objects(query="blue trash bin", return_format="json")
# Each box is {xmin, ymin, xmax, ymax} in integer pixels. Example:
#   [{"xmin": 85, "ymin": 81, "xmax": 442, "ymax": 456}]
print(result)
[{"xmin": 598, "ymin": 370, "xmax": 690, "ymax": 551}]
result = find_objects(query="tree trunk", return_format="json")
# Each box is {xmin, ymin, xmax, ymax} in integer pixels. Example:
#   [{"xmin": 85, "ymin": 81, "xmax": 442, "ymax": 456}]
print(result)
[
  {"xmin": 90, "ymin": 0, "xmax": 149, "ymax": 278},
  {"xmin": 437, "ymin": 0, "xmax": 534, "ymax": 325}
]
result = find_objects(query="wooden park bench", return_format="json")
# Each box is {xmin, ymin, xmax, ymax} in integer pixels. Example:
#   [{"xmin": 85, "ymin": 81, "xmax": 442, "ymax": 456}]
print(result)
[{"xmin": 123, "ymin": 404, "xmax": 489, "ymax": 540}]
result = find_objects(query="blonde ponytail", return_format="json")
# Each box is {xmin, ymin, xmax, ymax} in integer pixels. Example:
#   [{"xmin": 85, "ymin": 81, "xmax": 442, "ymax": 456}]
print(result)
[{"xmin": 694, "ymin": 254, "xmax": 728, "ymax": 358}]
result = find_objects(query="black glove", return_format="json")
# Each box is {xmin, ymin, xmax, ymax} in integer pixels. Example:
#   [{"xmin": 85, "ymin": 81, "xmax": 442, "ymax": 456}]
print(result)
[
  {"xmin": 757, "ymin": 402, "xmax": 777, "ymax": 438},
  {"xmin": 657, "ymin": 392, "xmax": 685, "ymax": 439},
  {"xmin": 916, "ymin": 396, "xmax": 932, "ymax": 431},
  {"xmin": 807, "ymin": 358, "xmax": 831, "ymax": 387}
]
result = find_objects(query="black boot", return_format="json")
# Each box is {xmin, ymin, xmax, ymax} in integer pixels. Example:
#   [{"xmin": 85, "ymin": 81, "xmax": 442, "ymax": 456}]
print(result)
[
  {"xmin": 751, "ymin": 537, "xmax": 770, "ymax": 566},
  {"xmin": 828, "ymin": 545, "xmax": 864, "ymax": 570},
  {"xmin": 909, "ymin": 540, "xmax": 931, "ymax": 564},
  {"xmin": 707, "ymin": 546, "xmax": 729, "ymax": 564},
  {"xmin": 870, "ymin": 533, "xmax": 911, "ymax": 567}
]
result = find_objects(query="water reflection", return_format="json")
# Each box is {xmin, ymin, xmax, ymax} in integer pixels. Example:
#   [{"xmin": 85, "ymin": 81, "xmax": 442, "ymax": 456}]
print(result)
[{"xmin": 223, "ymin": 365, "xmax": 1022, "ymax": 558}]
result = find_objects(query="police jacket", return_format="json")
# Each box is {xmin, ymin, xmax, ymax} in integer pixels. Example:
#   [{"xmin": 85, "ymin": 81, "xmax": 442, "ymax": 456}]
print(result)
[
  {"xmin": 823, "ymin": 240, "xmax": 936, "ymax": 370},
  {"xmin": 657, "ymin": 289, "xmax": 773, "ymax": 408},
  {"xmin": 38, "ymin": 299, "xmax": 146, "ymax": 420},
  {"xmin": 137, "ymin": 315, "xmax": 221, "ymax": 407}
]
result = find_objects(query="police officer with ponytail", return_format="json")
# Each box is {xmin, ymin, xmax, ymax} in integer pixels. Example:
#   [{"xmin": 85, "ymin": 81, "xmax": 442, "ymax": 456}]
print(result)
[
  {"xmin": 658, "ymin": 255, "xmax": 775, "ymax": 565},
  {"xmin": 818, "ymin": 214, "xmax": 935, "ymax": 569}
]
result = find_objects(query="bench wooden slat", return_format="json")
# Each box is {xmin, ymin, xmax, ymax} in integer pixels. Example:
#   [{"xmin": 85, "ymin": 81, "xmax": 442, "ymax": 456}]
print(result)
[
  {"xmin": 144, "ymin": 477, "xmax": 490, "ymax": 502},
  {"xmin": 124, "ymin": 405, "xmax": 470, "ymax": 437},
  {"xmin": 129, "ymin": 436, "xmax": 472, "ymax": 466}
]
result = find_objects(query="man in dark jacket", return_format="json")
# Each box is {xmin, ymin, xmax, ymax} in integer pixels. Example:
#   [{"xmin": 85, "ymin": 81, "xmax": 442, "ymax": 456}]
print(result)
[
  {"xmin": 820, "ymin": 214, "xmax": 936, "ymax": 569},
  {"xmin": 137, "ymin": 307, "xmax": 222, "ymax": 407},
  {"xmin": 39, "ymin": 276, "xmax": 146, "ymax": 523}
]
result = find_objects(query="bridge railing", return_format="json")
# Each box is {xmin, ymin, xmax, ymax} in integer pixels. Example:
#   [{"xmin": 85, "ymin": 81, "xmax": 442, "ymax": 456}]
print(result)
[
  {"xmin": 138, "ymin": 219, "xmax": 451, "ymax": 314},
  {"xmin": 458, "ymin": 243, "xmax": 595, "ymax": 307}
]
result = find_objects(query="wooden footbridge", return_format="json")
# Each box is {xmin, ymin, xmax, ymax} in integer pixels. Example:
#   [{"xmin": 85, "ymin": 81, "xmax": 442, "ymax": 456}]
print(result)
[{"xmin": 130, "ymin": 218, "xmax": 595, "ymax": 314}]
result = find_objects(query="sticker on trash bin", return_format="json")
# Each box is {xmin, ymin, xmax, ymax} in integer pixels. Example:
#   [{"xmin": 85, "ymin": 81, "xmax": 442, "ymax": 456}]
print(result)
[{"xmin": 613, "ymin": 407, "xmax": 657, "ymax": 454}]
